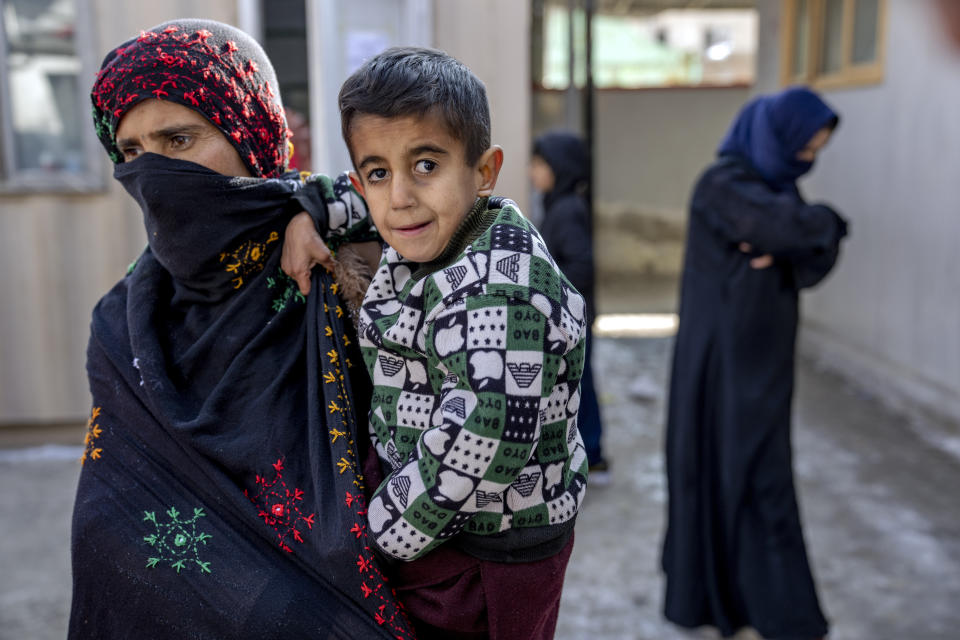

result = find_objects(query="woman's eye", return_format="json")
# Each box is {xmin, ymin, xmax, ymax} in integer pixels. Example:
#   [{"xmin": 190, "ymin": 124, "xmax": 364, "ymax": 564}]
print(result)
[
  {"xmin": 415, "ymin": 159, "xmax": 437, "ymax": 174},
  {"xmin": 367, "ymin": 168, "xmax": 388, "ymax": 183}
]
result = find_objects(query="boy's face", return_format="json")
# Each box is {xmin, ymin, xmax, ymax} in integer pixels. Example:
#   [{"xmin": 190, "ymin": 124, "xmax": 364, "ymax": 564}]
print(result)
[{"xmin": 348, "ymin": 110, "xmax": 502, "ymax": 263}]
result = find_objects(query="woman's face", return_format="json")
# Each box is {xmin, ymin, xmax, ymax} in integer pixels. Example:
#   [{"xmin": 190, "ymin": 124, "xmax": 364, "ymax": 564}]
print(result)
[
  {"xmin": 796, "ymin": 127, "xmax": 833, "ymax": 163},
  {"xmin": 115, "ymin": 99, "xmax": 251, "ymax": 177}
]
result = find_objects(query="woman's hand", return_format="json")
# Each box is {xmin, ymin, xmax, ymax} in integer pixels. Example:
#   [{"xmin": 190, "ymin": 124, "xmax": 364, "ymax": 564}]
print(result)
[
  {"xmin": 738, "ymin": 243, "xmax": 774, "ymax": 270},
  {"xmin": 282, "ymin": 211, "xmax": 335, "ymax": 296}
]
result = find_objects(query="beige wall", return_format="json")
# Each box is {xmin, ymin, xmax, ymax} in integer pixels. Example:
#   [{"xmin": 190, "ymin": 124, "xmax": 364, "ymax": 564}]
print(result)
[
  {"xmin": 755, "ymin": 0, "xmax": 960, "ymax": 423},
  {"xmin": 0, "ymin": 0, "xmax": 238, "ymax": 424},
  {"xmin": 534, "ymin": 86, "xmax": 751, "ymax": 278},
  {"xmin": 433, "ymin": 0, "xmax": 531, "ymax": 215},
  {"xmin": 593, "ymin": 87, "xmax": 750, "ymax": 278}
]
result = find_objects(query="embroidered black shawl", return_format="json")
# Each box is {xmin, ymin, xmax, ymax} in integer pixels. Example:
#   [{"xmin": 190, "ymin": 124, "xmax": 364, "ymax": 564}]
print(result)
[{"xmin": 70, "ymin": 158, "xmax": 413, "ymax": 639}]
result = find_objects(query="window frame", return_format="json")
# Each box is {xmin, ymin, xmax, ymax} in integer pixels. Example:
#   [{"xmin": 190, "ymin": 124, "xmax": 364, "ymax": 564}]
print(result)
[
  {"xmin": 0, "ymin": 0, "xmax": 105, "ymax": 194},
  {"xmin": 780, "ymin": 0, "xmax": 887, "ymax": 89}
]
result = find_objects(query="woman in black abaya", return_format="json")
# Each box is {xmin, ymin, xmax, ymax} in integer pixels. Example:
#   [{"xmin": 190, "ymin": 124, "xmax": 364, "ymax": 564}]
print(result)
[{"xmin": 662, "ymin": 87, "xmax": 848, "ymax": 640}]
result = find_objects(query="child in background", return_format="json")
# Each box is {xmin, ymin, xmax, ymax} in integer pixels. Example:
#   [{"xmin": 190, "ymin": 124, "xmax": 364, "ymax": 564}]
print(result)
[
  {"xmin": 530, "ymin": 131, "xmax": 609, "ymax": 481},
  {"xmin": 284, "ymin": 47, "xmax": 589, "ymax": 639}
]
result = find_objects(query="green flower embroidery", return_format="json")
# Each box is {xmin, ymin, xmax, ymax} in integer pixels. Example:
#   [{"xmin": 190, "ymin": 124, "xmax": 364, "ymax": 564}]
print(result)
[
  {"xmin": 266, "ymin": 269, "xmax": 306, "ymax": 313},
  {"xmin": 143, "ymin": 506, "xmax": 212, "ymax": 574}
]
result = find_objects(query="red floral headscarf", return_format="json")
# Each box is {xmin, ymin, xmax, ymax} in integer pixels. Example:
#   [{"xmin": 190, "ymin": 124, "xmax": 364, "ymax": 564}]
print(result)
[{"xmin": 91, "ymin": 19, "xmax": 290, "ymax": 178}]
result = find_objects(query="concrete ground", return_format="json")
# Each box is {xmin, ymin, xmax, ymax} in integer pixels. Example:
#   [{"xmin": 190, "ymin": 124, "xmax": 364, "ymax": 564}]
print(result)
[
  {"xmin": 2, "ymin": 320, "xmax": 959, "ymax": 638},
  {"xmin": 555, "ymin": 336, "xmax": 960, "ymax": 640}
]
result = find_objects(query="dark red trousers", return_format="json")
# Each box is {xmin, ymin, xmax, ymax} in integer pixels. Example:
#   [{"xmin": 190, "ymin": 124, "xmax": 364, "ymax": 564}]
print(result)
[
  {"xmin": 362, "ymin": 443, "xmax": 573, "ymax": 639},
  {"xmin": 390, "ymin": 533, "xmax": 574, "ymax": 640}
]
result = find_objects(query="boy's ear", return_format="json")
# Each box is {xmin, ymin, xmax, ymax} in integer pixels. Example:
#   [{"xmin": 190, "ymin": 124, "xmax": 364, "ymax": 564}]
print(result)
[
  {"xmin": 348, "ymin": 170, "xmax": 365, "ymax": 198},
  {"xmin": 475, "ymin": 145, "xmax": 504, "ymax": 197}
]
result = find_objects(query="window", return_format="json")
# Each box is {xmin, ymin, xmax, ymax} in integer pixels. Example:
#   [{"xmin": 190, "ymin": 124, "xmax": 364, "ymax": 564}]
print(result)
[
  {"xmin": 0, "ymin": 0, "xmax": 101, "ymax": 192},
  {"xmin": 536, "ymin": 4, "xmax": 757, "ymax": 90},
  {"xmin": 781, "ymin": 0, "xmax": 886, "ymax": 88}
]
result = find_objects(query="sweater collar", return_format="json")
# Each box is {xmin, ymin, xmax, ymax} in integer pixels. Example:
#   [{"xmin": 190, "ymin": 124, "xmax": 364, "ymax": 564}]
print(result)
[{"xmin": 412, "ymin": 197, "xmax": 497, "ymax": 279}]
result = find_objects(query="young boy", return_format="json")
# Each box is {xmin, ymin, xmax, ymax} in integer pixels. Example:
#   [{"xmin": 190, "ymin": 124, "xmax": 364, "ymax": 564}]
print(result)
[{"xmin": 287, "ymin": 47, "xmax": 588, "ymax": 639}]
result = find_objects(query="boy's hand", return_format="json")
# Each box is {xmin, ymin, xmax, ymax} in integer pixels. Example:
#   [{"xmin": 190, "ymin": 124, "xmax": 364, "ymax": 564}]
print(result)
[{"xmin": 282, "ymin": 211, "xmax": 335, "ymax": 295}]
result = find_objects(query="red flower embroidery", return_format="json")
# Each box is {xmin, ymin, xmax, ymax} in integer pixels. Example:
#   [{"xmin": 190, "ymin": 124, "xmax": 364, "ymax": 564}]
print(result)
[
  {"xmin": 245, "ymin": 458, "xmax": 316, "ymax": 553},
  {"xmin": 344, "ymin": 491, "xmax": 415, "ymax": 638}
]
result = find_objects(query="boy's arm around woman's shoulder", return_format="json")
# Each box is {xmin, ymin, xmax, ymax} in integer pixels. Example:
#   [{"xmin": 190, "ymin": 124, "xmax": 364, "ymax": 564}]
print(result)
[{"xmin": 282, "ymin": 172, "xmax": 381, "ymax": 295}]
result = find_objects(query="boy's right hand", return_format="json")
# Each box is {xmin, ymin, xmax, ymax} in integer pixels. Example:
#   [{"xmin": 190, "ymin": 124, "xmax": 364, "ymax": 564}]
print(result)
[{"xmin": 282, "ymin": 211, "xmax": 335, "ymax": 296}]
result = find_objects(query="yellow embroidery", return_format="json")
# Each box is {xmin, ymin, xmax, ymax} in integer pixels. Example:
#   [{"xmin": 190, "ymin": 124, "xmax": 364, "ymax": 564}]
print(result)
[
  {"xmin": 81, "ymin": 406, "xmax": 104, "ymax": 464},
  {"xmin": 330, "ymin": 282, "xmax": 340, "ymax": 295},
  {"xmin": 319, "ymin": 293, "xmax": 362, "ymax": 489},
  {"xmin": 219, "ymin": 230, "xmax": 279, "ymax": 289}
]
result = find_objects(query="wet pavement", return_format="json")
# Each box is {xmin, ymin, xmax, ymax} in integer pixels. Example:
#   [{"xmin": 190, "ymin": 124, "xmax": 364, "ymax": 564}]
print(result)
[{"xmin": 2, "ymin": 334, "xmax": 959, "ymax": 639}]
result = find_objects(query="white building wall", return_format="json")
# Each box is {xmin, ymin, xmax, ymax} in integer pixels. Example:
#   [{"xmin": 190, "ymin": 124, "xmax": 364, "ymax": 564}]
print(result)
[{"xmin": 755, "ymin": 0, "xmax": 960, "ymax": 422}]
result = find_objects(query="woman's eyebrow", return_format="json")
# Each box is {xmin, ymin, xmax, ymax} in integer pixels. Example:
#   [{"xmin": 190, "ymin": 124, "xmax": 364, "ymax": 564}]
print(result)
[
  {"xmin": 116, "ymin": 123, "xmax": 207, "ymax": 148},
  {"xmin": 151, "ymin": 124, "xmax": 208, "ymax": 139}
]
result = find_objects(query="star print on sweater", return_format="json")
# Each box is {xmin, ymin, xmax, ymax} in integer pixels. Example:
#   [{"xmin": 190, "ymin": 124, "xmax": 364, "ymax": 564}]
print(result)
[{"xmin": 358, "ymin": 197, "xmax": 589, "ymax": 561}]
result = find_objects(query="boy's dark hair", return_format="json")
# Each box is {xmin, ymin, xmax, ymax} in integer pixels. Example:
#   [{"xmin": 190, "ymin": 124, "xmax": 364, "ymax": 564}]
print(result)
[{"xmin": 339, "ymin": 46, "xmax": 491, "ymax": 166}]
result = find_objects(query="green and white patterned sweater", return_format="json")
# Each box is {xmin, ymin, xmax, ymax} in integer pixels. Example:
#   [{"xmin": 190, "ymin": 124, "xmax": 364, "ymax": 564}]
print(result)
[{"xmin": 359, "ymin": 196, "xmax": 589, "ymax": 562}]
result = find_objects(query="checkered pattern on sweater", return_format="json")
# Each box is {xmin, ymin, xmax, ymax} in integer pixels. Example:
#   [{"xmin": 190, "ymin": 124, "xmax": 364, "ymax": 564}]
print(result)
[{"xmin": 358, "ymin": 198, "xmax": 589, "ymax": 561}]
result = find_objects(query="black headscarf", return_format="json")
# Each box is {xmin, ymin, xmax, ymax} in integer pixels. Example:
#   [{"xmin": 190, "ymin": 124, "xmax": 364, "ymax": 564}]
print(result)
[
  {"xmin": 533, "ymin": 130, "xmax": 590, "ymax": 209},
  {"xmin": 531, "ymin": 130, "xmax": 596, "ymax": 321},
  {"xmin": 71, "ymin": 19, "xmax": 412, "ymax": 640}
]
